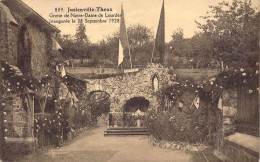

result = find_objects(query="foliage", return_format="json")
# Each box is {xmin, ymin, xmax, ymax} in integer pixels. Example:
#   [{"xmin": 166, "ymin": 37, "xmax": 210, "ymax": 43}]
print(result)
[
  {"xmin": 146, "ymin": 110, "xmax": 208, "ymax": 143},
  {"xmin": 167, "ymin": 30, "xmax": 214, "ymax": 68},
  {"xmin": 57, "ymin": 23, "xmax": 91, "ymax": 61},
  {"xmin": 169, "ymin": 28, "xmax": 185, "ymax": 57},
  {"xmin": 75, "ymin": 23, "xmax": 89, "ymax": 43},
  {"xmin": 151, "ymin": 61, "xmax": 259, "ymax": 143},
  {"xmin": 167, "ymin": 1, "xmax": 259, "ymax": 69},
  {"xmin": 195, "ymin": 0, "xmax": 259, "ymax": 69},
  {"xmin": 97, "ymin": 34, "xmax": 119, "ymax": 64},
  {"xmin": 88, "ymin": 92, "xmax": 110, "ymax": 122},
  {"xmin": 98, "ymin": 24, "xmax": 154, "ymax": 66},
  {"xmin": 127, "ymin": 24, "xmax": 154, "ymax": 64},
  {"xmin": 34, "ymin": 108, "xmax": 69, "ymax": 139}
]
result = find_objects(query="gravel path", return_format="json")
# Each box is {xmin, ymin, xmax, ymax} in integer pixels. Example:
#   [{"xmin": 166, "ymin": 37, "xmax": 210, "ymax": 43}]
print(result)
[{"xmin": 21, "ymin": 127, "xmax": 193, "ymax": 162}]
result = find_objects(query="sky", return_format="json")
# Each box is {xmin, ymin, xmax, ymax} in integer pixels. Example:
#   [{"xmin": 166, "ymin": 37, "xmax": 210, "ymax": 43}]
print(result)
[{"xmin": 22, "ymin": 0, "xmax": 259, "ymax": 43}]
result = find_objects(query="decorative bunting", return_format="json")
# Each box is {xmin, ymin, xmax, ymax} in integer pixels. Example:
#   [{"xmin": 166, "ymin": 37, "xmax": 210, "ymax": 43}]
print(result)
[{"xmin": 193, "ymin": 95, "xmax": 200, "ymax": 109}]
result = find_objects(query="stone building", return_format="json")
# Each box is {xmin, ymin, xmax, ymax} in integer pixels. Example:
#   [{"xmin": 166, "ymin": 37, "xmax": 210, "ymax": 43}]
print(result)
[
  {"xmin": 0, "ymin": 0, "xmax": 60, "ymax": 79},
  {"xmin": 0, "ymin": 0, "xmax": 60, "ymax": 158}
]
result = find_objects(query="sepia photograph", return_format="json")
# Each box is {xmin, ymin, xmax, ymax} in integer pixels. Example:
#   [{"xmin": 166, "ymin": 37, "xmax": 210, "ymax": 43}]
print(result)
[{"xmin": 0, "ymin": 0, "xmax": 259, "ymax": 161}]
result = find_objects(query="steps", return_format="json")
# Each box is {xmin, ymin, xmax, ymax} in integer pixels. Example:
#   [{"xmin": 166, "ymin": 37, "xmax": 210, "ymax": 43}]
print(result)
[
  {"xmin": 104, "ymin": 127, "xmax": 149, "ymax": 136},
  {"xmin": 220, "ymin": 133, "xmax": 259, "ymax": 162},
  {"xmin": 213, "ymin": 150, "xmax": 231, "ymax": 162}
]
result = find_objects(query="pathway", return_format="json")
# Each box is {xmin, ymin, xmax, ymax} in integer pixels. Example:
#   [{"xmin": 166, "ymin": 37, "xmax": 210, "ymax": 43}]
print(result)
[{"xmin": 21, "ymin": 127, "xmax": 193, "ymax": 162}]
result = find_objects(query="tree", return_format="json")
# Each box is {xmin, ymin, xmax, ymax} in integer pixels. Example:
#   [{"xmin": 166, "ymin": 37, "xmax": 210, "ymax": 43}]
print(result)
[
  {"xmin": 127, "ymin": 24, "xmax": 153, "ymax": 48},
  {"xmin": 75, "ymin": 23, "xmax": 91, "ymax": 62},
  {"xmin": 187, "ymin": 32, "xmax": 214, "ymax": 68},
  {"xmin": 169, "ymin": 28, "xmax": 185, "ymax": 57},
  {"xmin": 75, "ymin": 23, "xmax": 89, "ymax": 43},
  {"xmin": 57, "ymin": 34, "xmax": 78, "ymax": 59},
  {"xmin": 127, "ymin": 24, "xmax": 154, "ymax": 65},
  {"xmin": 97, "ymin": 24, "xmax": 154, "ymax": 67},
  {"xmin": 195, "ymin": 0, "xmax": 259, "ymax": 68},
  {"xmin": 97, "ymin": 32, "xmax": 119, "ymax": 66}
]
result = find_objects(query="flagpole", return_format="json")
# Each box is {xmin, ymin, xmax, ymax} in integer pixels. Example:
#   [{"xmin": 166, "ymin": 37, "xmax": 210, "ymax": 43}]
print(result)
[
  {"xmin": 151, "ymin": 40, "xmax": 156, "ymax": 63},
  {"xmin": 127, "ymin": 41, "xmax": 133, "ymax": 69},
  {"xmin": 125, "ymin": 16, "xmax": 133, "ymax": 69}
]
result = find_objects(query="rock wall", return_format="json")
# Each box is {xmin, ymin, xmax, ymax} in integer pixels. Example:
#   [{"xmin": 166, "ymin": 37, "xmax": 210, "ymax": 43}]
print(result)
[
  {"xmin": 222, "ymin": 88, "xmax": 237, "ymax": 136},
  {"xmin": 85, "ymin": 64, "xmax": 172, "ymax": 126},
  {"xmin": 28, "ymin": 23, "xmax": 50, "ymax": 79},
  {"xmin": 0, "ymin": 3, "xmax": 53, "ymax": 79},
  {"xmin": 0, "ymin": 4, "xmax": 17, "ymax": 65},
  {"xmin": 3, "ymin": 94, "xmax": 33, "ymax": 138},
  {"xmin": 6, "ymin": 22, "xmax": 19, "ymax": 66}
]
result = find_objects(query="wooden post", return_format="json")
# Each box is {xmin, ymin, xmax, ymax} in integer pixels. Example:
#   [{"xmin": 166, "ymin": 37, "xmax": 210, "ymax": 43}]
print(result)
[
  {"xmin": 0, "ymin": 61, "xmax": 4, "ymax": 160},
  {"xmin": 208, "ymin": 101, "xmax": 212, "ymax": 144},
  {"xmin": 32, "ymin": 95, "xmax": 35, "ymax": 137}
]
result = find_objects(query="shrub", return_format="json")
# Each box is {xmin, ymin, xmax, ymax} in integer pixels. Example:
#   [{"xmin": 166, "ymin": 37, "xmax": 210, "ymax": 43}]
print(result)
[{"xmin": 146, "ymin": 109, "xmax": 208, "ymax": 143}]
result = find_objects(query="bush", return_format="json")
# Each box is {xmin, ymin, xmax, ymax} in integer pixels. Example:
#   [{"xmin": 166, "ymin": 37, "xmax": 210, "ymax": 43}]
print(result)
[{"xmin": 146, "ymin": 109, "xmax": 208, "ymax": 143}]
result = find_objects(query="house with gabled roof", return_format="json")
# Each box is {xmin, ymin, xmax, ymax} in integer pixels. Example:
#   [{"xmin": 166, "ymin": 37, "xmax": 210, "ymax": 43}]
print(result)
[{"xmin": 0, "ymin": 0, "xmax": 62, "ymax": 159}]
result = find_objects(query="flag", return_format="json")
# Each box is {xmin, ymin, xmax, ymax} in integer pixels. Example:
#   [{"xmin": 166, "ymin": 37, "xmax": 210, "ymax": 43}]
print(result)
[
  {"xmin": 218, "ymin": 96, "xmax": 223, "ymax": 110},
  {"xmin": 193, "ymin": 95, "xmax": 200, "ymax": 109},
  {"xmin": 118, "ymin": 39, "xmax": 124, "ymax": 66},
  {"xmin": 152, "ymin": 0, "xmax": 165, "ymax": 64},
  {"xmin": 118, "ymin": 4, "xmax": 130, "ymax": 67}
]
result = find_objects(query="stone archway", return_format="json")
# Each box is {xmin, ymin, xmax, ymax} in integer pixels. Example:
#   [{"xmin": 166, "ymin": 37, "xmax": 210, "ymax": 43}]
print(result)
[
  {"xmin": 87, "ymin": 91, "xmax": 110, "ymax": 126},
  {"xmin": 122, "ymin": 97, "xmax": 150, "ymax": 127},
  {"xmin": 123, "ymin": 97, "xmax": 150, "ymax": 112}
]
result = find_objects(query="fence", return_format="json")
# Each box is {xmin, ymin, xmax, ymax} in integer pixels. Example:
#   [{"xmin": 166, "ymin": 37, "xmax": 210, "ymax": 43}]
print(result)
[
  {"xmin": 175, "ymin": 68, "xmax": 220, "ymax": 81},
  {"xmin": 236, "ymin": 79, "xmax": 259, "ymax": 136}
]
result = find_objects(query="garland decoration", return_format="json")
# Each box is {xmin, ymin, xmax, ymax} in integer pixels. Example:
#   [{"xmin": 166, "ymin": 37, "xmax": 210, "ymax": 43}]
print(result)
[{"xmin": 160, "ymin": 62, "xmax": 259, "ymax": 107}]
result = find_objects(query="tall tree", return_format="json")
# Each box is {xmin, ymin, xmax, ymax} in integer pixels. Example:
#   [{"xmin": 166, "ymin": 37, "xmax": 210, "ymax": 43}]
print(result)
[
  {"xmin": 169, "ymin": 28, "xmax": 185, "ymax": 57},
  {"xmin": 97, "ymin": 24, "xmax": 154, "ymax": 66},
  {"xmin": 75, "ymin": 23, "xmax": 90, "ymax": 61},
  {"xmin": 195, "ymin": 0, "xmax": 259, "ymax": 68},
  {"xmin": 75, "ymin": 23, "xmax": 89, "ymax": 43},
  {"xmin": 127, "ymin": 24, "xmax": 154, "ymax": 65}
]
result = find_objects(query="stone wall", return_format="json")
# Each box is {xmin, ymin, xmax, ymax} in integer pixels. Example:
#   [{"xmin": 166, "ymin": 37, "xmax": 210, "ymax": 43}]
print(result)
[
  {"xmin": 222, "ymin": 133, "xmax": 259, "ymax": 162},
  {"xmin": 0, "ymin": 3, "xmax": 53, "ymax": 79},
  {"xmin": 85, "ymin": 64, "xmax": 172, "ymax": 125},
  {"xmin": 0, "ymin": 4, "xmax": 11, "ymax": 64},
  {"xmin": 3, "ymin": 94, "xmax": 33, "ymax": 138},
  {"xmin": 222, "ymin": 88, "xmax": 237, "ymax": 136},
  {"xmin": 6, "ymin": 22, "xmax": 18, "ymax": 65},
  {"xmin": 28, "ymin": 23, "xmax": 50, "ymax": 79},
  {"xmin": 2, "ymin": 93, "xmax": 36, "ymax": 159}
]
